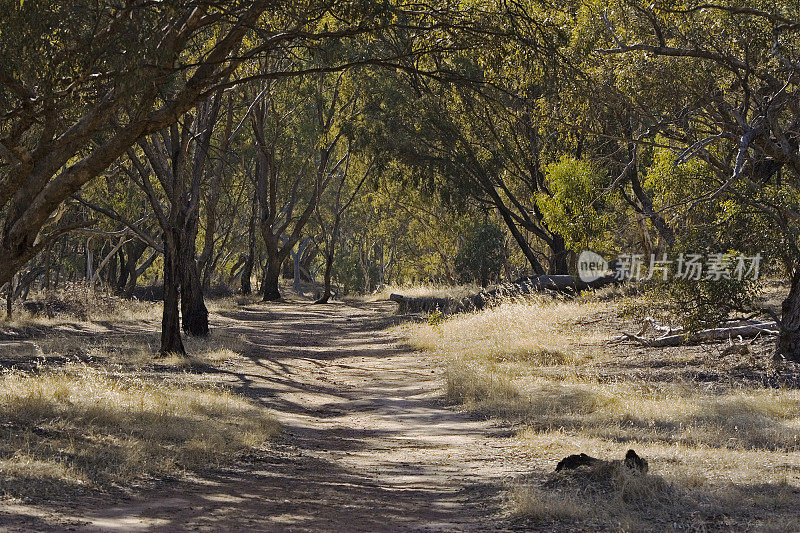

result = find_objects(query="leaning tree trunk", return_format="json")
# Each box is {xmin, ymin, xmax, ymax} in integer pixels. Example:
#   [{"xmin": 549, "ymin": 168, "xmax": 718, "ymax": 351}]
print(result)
[
  {"xmin": 262, "ymin": 254, "xmax": 282, "ymax": 301},
  {"xmin": 161, "ymin": 232, "xmax": 185, "ymax": 356},
  {"xmin": 776, "ymin": 269, "xmax": 800, "ymax": 361},
  {"xmin": 124, "ymin": 248, "xmax": 157, "ymax": 299}
]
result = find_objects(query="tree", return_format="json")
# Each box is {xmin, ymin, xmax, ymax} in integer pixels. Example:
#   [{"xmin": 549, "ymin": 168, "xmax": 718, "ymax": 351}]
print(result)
[
  {"xmin": 314, "ymin": 149, "xmax": 374, "ymax": 302},
  {"xmin": 576, "ymin": 1, "xmax": 800, "ymax": 360},
  {"xmin": 455, "ymin": 223, "xmax": 506, "ymax": 287},
  {"xmin": 352, "ymin": 67, "xmax": 573, "ymax": 276},
  {"xmin": 536, "ymin": 157, "xmax": 613, "ymax": 255},
  {"xmin": 249, "ymin": 71, "xmax": 354, "ymax": 301},
  {"xmin": 0, "ymin": 1, "xmax": 276, "ymax": 287}
]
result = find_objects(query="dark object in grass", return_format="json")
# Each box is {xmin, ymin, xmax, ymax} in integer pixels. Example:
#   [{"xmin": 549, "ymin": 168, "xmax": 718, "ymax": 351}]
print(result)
[
  {"xmin": 555, "ymin": 453, "xmax": 598, "ymax": 471},
  {"xmin": 556, "ymin": 449, "xmax": 648, "ymax": 474},
  {"xmin": 22, "ymin": 299, "xmax": 84, "ymax": 319},
  {"xmin": 390, "ymin": 274, "xmax": 618, "ymax": 315},
  {"xmin": 624, "ymin": 449, "xmax": 648, "ymax": 473}
]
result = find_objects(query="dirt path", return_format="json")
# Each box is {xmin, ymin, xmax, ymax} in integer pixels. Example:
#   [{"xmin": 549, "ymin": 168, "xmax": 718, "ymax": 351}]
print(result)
[{"xmin": 4, "ymin": 302, "xmax": 535, "ymax": 532}]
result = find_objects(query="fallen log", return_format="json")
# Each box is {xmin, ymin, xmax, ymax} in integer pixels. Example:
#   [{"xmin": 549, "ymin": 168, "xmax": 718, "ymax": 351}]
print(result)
[
  {"xmin": 622, "ymin": 322, "xmax": 779, "ymax": 347},
  {"xmin": 389, "ymin": 294, "xmax": 458, "ymax": 314},
  {"xmin": 389, "ymin": 274, "xmax": 618, "ymax": 314}
]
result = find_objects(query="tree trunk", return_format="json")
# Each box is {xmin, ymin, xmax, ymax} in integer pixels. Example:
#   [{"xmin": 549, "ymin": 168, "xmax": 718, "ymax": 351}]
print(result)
[
  {"xmin": 124, "ymin": 248, "xmax": 157, "ymax": 299},
  {"xmin": 777, "ymin": 269, "xmax": 800, "ymax": 361},
  {"xmin": 43, "ymin": 243, "xmax": 52, "ymax": 292},
  {"xmin": 241, "ymin": 255, "xmax": 254, "ymax": 295},
  {"xmin": 180, "ymin": 244, "xmax": 209, "ymax": 336},
  {"xmin": 548, "ymin": 234, "xmax": 570, "ymax": 275},
  {"xmin": 160, "ymin": 233, "xmax": 185, "ymax": 356},
  {"xmin": 291, "ymin": 238, "xmax": 310, "ymax": 296},
  {"xmin": 292, "ymin": 255, "xmax": 303, "ymax": 295},
  {"xmin": 316, "ymin": 217, "xmax": 340, "ymax": 304},
  {"xmin": 241, "ymin": 194, "xmax": 258, "ymax": 295},
  {"xmin": 627, "ymin": 145, "xmax": 676, "ymax": 248},
  {"xmin": 316, "ymin": 251, "xmax": 334, "ymax": 304},
  {"xmin": 262, "ymin": 254, "xmax": 282, "ymax": 301},
  {"xmin": 5, "ymin": 276, "xmax": 15, "ymax": 319},
  {"xmin": 118, "ymin": 241, "xmax": 145, "ymax": 294},
  {"xmin": 85, "ymin": 239, "xmax": 93, "ymax": 282}
]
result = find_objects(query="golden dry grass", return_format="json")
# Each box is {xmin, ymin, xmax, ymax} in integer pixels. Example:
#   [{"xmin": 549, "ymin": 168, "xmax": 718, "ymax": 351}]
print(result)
[
  {"xmin": 404, "ymin": 297, "xmax": 800, "ymax": 530},
  {"xmin": 0, "ymin": 296, "xmax": 278, "ymax": 502},
  {"xmin": 3, "ymin": 285, "xmax": 161, "ymax": 326},
  {"xmin": 0, "ymin": 364, "xmax": 278, "ymax": 500},
  {"xmin": 364, "ymin": 283, "xmax": 482, "ymax": 302}
]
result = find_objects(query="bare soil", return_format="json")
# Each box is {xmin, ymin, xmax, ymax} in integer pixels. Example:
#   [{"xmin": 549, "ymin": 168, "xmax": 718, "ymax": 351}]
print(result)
[{"xmin": 1, "ymin": 301, "xmax": 532, "ymax": 532}]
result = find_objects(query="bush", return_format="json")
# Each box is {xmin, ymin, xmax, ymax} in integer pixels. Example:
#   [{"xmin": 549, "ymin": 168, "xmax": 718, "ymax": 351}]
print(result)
[
  {"xmin": 657, "ymin": 275, "xmax": 761, "ymax": 331},
  {"xmin": 636, "ymin": 250, "xmax": 762, "ymax": 331}
]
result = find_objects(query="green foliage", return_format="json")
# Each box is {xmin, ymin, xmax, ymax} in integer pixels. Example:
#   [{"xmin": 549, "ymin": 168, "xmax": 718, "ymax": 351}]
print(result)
[
  {"xmin": 332, "ymin": 247, "xmax": 366, "ymax": 296},
  {"xmin": 537, "ymin": 157, "xmax": 611, "ymax": 254},
  {"xmin": 454, "ymin": 223, "xmax": 506, "ymax": 287},
  {"xmin": 640, "ymin": 250, "xmax": 762, "ymax": 332},
  {"xmin": 427, "ymin": 308, "xmax": 444, "ymax": 327},
  {"xmin": 661, "ymin": 276, "xmax": 761, "ymax": 332}
]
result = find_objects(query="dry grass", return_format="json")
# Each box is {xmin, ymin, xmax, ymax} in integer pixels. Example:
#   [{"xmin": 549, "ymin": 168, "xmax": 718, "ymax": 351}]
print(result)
[
  {"xmin": 0, "ymin": 364, "xmax": 278, "ymax": 501},
  {"xmin": 407, "ymin": 299, "xmax": 607, "ymax": 366},
  {"xmin": 404, "ymin": 297, "xmax": 800, "ymax": 530},
  {"xmin": 0, "ymin": 295, "xmax": 279, "ymax": 502},
  {"xmin": 0, "ymin": 325, "xmax": 249, "ymax": 375},
  {"xmin": 363, "ymin": 282, "xmax": 482, "ymax": 302},
  {"xmin": 3, "ymin": 285, "xmax": 161, "ymax": 327}
]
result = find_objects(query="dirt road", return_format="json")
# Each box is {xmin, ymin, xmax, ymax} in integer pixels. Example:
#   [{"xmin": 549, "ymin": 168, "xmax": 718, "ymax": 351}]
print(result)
[{"xmin": 3, "ymin": 302, "xmax": 533, "ymax": 532}]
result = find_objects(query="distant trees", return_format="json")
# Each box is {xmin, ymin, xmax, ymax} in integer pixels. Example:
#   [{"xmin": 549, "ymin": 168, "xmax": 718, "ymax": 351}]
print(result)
[
  {"xmin": 7, "ymin": 0, "xmax": 800, "ymax": 363},
  {"xmin": 351, "ymin": 59, "xmax": 576, "ymax": 277},
  {"xmin": 1, "ymin": 0, "xmax": 482, "ymax": 351},
  {"xmin": 455, "ymin": 224, "xmax": 506, "ymax": 287},
  {"xmin": 249, "ymin": 70, "xmax": 355, "ymax": 301}
]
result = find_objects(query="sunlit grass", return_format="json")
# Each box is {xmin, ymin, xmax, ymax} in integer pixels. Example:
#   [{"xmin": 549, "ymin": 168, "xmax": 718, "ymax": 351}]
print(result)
[
  {"xmin": 364, "ymin": 282, "xmax": 482, "ymax": 302},
  {"xmin": 406, "ymin": 299, "xmax": 608, "ymax": 364},
  {"xmin": 0, "ymin": 364, "xmax": 278, "ymax": 500},
  {"xmin": 3, "ymin": 285, "xmax": 161, "ymax": 326},
  {"xmin": 405, "ymin": 297, "xmax": 800, "ymax": 529}
]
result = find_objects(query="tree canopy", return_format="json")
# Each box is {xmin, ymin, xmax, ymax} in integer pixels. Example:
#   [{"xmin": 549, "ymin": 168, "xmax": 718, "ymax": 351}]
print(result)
[{"xmin": 4, "ymin": 0, "xmax": 800, "ymax": 360}]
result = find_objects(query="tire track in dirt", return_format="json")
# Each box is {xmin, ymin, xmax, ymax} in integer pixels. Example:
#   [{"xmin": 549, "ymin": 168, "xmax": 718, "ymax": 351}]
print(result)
[{"xmin": 5, "ymin": 301, "xmax": 533, "ymax": 532}]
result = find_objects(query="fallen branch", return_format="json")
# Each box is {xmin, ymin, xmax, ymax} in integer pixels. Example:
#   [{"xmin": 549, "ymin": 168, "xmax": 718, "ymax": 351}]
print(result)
[
  {"xmin": 389, "ymin": 275, "xmax": 618, "ymax": 314},
  {"xmin": 622, "ymin": 322, "xmax": 778, "ymax": 347}
]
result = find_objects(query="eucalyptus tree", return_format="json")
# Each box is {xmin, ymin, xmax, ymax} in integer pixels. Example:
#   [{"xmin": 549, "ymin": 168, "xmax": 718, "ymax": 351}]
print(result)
[
  {"xmin": 1, "ymin": 0, "xmax": 472, "ymax": 291},
  {"xmin": 313, "ymin": 148, "xmax": 375, "ymax": 302},
  {"xmin": 132, "ymin": 95, "xmax": 224, "ymax": 348},
  {"xmin": 569, "ymin": 1, "xmax": 800, "ymax": 360},
  {"xmin": 249, "ymin": 69, "xmax": 356, "ymax": 301},
  {"xmin": 353, "ymin": 65, "xmax": 574, "ymax": 275},
  {"xmin": 0, "ymin": 0, "xmax": 278, "ymax": 288}
]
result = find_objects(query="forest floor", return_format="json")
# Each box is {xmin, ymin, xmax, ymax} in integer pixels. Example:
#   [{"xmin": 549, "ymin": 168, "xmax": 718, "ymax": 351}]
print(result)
[
  {"xmin": 2, "ymin": 290, "xmax": 800, "ymax": 532},
  {"xmin": 1, "ymin": 299, "xmax": 532, "ymax": 532}
]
